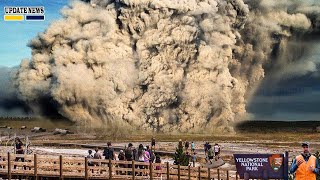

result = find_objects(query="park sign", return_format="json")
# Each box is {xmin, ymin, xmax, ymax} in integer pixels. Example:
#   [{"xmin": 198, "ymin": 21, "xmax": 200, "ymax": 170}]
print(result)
[{"xmin": 234, "ymin": 152, "xmax": 289, "ymax": 180}]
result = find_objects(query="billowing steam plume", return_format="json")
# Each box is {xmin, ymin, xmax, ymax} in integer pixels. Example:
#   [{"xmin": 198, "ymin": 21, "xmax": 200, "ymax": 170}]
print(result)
[{"xmin": 14, "ymin": 0, "xmax": 320, "ymax": 132}]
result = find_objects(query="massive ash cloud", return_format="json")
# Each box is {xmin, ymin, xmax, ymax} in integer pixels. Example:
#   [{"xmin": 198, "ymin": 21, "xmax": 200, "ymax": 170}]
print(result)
[{"xmin": 13, "ymin": 0, "xmax": 320, "ymax": 133}]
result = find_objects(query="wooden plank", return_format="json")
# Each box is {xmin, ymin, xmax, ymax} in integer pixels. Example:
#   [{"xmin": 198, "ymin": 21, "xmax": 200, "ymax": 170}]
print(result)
[
  {"xmin": 208, "ymin": 168, "xmax": 210, "ymax": 180},
  {"xmin": 198, "ymin": 166, "xmax": 200, "ymax": 180},
  {"xmin": 11, "ymin": 161, "xmax": 33, "ymax": 166},
  {"xmin": 217, "ymin": 169, "xmax": 220, "ymax": 180},
  {"xmin": 132, "ymin": 161, "xmax": 135, "ymax": 180},
  {"xmin": 34, "ymin": 154, "xmax": 38, "ymax": 180},
  {"xmin": 7, "ymin": 152, "xmax": 11, "ymax": 180},
  {"xmin": 85, "ymin": 157, "xmax": 88, "ymax": 180},
  {"xmin": 167, "ymin": 162, "xmax": 170, "ymax": 180},
  {"xmin": 178, "ymin": 164, "xmax": 181, "ymax": 180},
  {"xmin": 226, "ymin": 170, "xmax": 229, "ymax": 180},
  {"xmin": 87, "ymin": 165, "xmax": 109, "ymax": 171},
  {"xmin": 149, "ymin": 162, "xmax": 153, "ymax": 180},
  {"xmin": 11, "ymin": 170, "xmax": 34, "ymax": 175},
  {"xmin": 188, "ymin": 166, "xmax": 191, "ymax": 180},
  {"xmin": 59, "ymin": 155, "xmax": 63, "ymax": 179},
  {"xmin": 109, "ymin": 159, "xmax": 112, "ymax": 180}
]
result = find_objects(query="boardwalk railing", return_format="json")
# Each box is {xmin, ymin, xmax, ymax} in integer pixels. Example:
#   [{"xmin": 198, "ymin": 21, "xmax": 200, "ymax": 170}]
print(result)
[{"xmin": 0, "ymin": 153, "xmax": 238, "ymax": 179}]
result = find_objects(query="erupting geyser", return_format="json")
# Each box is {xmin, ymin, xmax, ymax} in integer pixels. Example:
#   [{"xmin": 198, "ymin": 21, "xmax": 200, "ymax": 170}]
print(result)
[{"xmin": 13, "ymin": 0, "xmax": 320, "ymax": 133}]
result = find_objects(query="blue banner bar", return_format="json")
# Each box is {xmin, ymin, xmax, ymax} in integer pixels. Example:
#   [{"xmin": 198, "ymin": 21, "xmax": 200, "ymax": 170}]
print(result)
[{"xmin": 26, "ymin": 15, "xmax": 45, "ymax": 21}]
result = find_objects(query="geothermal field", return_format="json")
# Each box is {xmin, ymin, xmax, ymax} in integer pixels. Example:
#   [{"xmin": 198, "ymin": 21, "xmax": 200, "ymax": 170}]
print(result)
[{"xmin": 0, "ymin": 118, "xmax": 320, "ymax": 173}]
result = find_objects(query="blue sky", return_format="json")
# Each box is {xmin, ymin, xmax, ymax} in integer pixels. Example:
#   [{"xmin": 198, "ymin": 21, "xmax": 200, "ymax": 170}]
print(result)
[{"xmin": 0, "ymin": 0, "xmax": 68, "ymax": 67}]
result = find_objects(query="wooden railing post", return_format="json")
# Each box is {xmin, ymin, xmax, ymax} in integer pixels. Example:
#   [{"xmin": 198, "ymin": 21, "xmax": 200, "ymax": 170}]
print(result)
[
  {"xmin": 85, "ymin": 157, "xmax": 88, "ymax": 180},
  {"xmin": 236, "ymin": 172, "xmax": 238, "ymax": 180},
  {"xmin": 178, "ymin": 164, "xmax": 181, "ymax": 180},
  {"xmin": 109, "ymin": 159, "xmax": 112, "ymax": 180},
  {"xmin": 226, "ymin": 170, "xmax": 229, "ymax": 180},
  {"xmin": 59, "ymin": 155, "xmax": 63, "ymax": 179},
  {"xmin": 149, "ymin": 162, "xmax": 153, "ymax": 180},
  {"xmin": 188, "ymin": 166, "xmax": 191, "ymax": 180},
  {"xmin": 208, "ymin": 168, "xmax": 210, "ymax": 180},
  {"xmin": 166, "ymin": 162, "xmax": 170, "ymax": 180},
  {"xmin": 217, "ymin": 169, "xmax": 220, "ymax": 180},
  {"xmin": 132, "ymin": 161, "xmax": 135, "ymax": 180},
  {"xmin": 34, "ymin": 154, "xmax": 38, "ymax": 180},
  {"xmin": 198, "ymin": 166, "xmax": 201, "ymax": 180},
  {"xmin": 7, "ymin": 152, "xmax": 11, "ymax": 180}
]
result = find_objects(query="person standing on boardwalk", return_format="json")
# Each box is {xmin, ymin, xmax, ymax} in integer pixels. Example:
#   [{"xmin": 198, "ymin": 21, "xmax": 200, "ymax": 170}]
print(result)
[
  {"xmin": 146, "ymin": 146, "xmax": 155, "ymax": 162},
  {"xmin": 290, "ymin": 142, "xmax": 319, "ymax": 180},
  {"xmin": 103, "ymin": 142, "xmax": 115, "ymax": 160},
  {"xmin": 125, "ymin": 143, "xmax": 134, "ymax": 161},
  {"xmin": 144, "ymin": 146, "xmax": 151, "ymax": 163},
  {"xmin": 87, "ymin": 150, "xmax": 94, "ymax": 166},
  {"xmin": 117, "ymin": 150, "xmax": 126, "ymax": 175},
  {"xmin": 14, "ymin": 137, "xmax": 25, "ymax": 169},
  {"xmin": 151, "ymin": 137, "xmax": 156, "ymax": 150},
  {"xmin": 94, "ymin": 148, "xmax": 102, "ymax": 159},
  {"xmin": 93, "ymin": 148, "xmax": 102, "ymax": 167},
  {"xmin": 125, "ymin": 143, "xmax": 134, "ymax": 175}
]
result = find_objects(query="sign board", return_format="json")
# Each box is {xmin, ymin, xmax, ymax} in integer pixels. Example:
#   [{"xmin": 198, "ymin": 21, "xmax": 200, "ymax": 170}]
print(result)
[{"xmin": 234, "ymin": 152, "xmax": 288, "ymax": 180}]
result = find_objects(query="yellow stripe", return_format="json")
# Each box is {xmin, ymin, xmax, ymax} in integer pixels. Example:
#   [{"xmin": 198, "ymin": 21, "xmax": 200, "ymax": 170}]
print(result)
[{"xmin": 4, "ymin": 15, "xmax": 24, "ymax": 21}]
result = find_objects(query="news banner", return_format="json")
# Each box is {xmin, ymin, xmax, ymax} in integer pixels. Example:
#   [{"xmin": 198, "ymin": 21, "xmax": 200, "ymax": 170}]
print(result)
[{"xmin": 4, "ymin": 6, "xmax": 44, "ymax": 21}]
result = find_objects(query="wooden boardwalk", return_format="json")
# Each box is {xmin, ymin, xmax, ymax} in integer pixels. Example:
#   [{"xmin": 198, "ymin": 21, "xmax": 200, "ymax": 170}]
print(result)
[{"xmin": 0, "ymin": 153, "xmax": 238, "ymax": 179}]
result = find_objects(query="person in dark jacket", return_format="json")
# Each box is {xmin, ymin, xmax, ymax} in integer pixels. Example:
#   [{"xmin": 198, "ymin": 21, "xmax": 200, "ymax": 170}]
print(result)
[{"xmin": 103, "ymin": 142, "xmax": 115, "ymax": 160}]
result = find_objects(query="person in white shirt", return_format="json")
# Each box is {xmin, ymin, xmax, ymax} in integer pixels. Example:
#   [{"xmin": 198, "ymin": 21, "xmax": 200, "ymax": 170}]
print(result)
[{"xmin": 214, "ymin": 143, "xmax": 220, "ymax": 161}]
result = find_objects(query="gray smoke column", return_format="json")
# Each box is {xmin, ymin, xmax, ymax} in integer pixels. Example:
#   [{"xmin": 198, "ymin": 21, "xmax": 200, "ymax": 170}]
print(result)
[{"xmin": 14, "ymin": 0, "xmax": 320, "ymax": 133}]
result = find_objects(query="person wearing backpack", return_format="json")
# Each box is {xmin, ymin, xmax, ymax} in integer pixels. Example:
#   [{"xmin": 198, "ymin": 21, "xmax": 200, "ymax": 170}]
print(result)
[
  {"xmin": 125, "ymin": 143, "xmax": 134, "ymax": 175},
  {"xmin": 125, "ymin": 143, "xmax": 134, "ymax": 161},
  {"xmin": 103, "ymin": 142, "xmax": 115, "ymax": 160}
]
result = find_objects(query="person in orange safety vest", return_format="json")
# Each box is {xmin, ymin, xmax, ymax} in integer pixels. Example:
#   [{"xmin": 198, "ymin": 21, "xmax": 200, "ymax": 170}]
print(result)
[{"xmin": 290, "ymin": 142, "xmax": 319, "ymax": 180}]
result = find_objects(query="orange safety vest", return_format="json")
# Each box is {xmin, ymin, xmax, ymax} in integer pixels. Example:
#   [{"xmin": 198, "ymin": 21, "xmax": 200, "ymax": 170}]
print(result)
[{"xmin": 295, "ymin": 155, "xmax": 317, "ymax": 180}]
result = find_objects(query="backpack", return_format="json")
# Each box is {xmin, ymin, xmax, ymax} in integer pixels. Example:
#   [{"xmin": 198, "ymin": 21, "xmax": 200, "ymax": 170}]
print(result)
[
  {"xmin": 208, "ymin": 149, "xmax": 213, "ymax": 156},
  {"xmin": 103, "ymin": 147, "xmax": 114, "ymax": 160}
]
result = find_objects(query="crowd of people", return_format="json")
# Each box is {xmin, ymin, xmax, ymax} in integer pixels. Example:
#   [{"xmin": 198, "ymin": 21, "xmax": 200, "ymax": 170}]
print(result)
[
  {"xmin": 13, "ymin": 137, "xmax": 222, "ymax": 173},
  {"xmin": 87, "ymin": 141, "xmax": 159, "ymax": 163},
  {"xmin": 86, "ymin": 138, "xmax": 162, "ymax": 176}
]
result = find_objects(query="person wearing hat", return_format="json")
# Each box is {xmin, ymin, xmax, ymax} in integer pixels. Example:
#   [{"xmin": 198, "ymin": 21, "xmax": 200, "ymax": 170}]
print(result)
[
  {"xmin": 290, "ymin": 142, "xmax": 319, "ymax": 179},
  {"xmin": 118, "ymin": 149, "xmax": 126, "ymax": 174}
]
